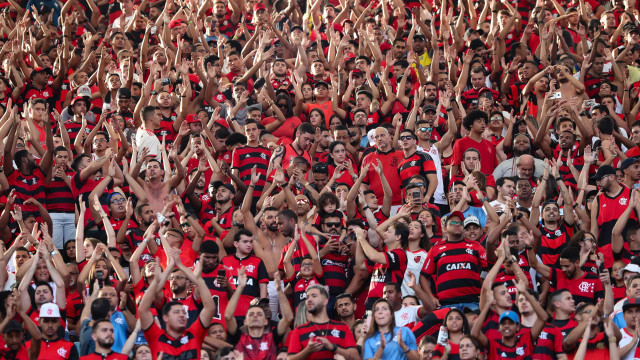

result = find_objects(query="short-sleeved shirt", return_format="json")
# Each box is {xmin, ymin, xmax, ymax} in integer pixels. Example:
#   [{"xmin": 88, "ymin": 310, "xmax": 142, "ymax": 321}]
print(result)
[
  {"xmin": 451, "ymin": 136, "xmax": 499, "ymax": 176},
  {"xmin": 287, "ymin": 320, "xmax": 357, "ymax": 359},
  {"xmin": 363, "ymin": 327, "xmax": 418, "ymax": 360},
  {"xmin": 548, "ymin": 268, "xmax": 604, "ymax": 305},
  {"xmin": 143, "ymin": 318, "xmax": 208, "ymax": 360}
]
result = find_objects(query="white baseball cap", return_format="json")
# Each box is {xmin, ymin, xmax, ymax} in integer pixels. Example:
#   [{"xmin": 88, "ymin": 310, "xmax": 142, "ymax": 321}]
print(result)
[
  {"xmin": 39, "ymin": 303, "xmax": 61, "ymax": 318},
  {"xmin": 77, "ymin": 85, "xmax": 92, "ymax": 98}
]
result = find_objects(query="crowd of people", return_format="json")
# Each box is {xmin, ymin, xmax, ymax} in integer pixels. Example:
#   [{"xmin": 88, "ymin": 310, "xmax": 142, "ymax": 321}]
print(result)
[{"xmin": 2, "ymin": 0, "xmax": 640, "ymax": 358}]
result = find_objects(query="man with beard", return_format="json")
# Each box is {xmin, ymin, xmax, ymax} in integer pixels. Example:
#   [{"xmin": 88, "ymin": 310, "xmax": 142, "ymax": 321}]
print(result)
[
  {"xmin": 270, "ymin": 123, "xmax": 314, "ymax": 171},
  {"xmin": 130, "ymin": 153, "xmax": 185, "ymax": 214},
  {"xmin": 221, "ymin": 229, "xmax": 269, "ymax": 320},
  {"xmin": 489, "ymin": 178, "xmax": 516, "ymax": 215},
  {"xmin": 150, "ymin": 90, "xmax": 186, "ymax": 149},
  {"xmin": 211, "ymin": 0, "xmax": 241, "ymax": 40},
  {"xmin": 515, "ymin": 177, "xmax": 534, "ymax": 210},
  {"xmin": 140, "ymin": 250, "xmax": 216, "ymax": 360},
  {"xmin": 96, "ymin": 286, "xmax": 135, "ymax": 353},
  {"xmin": 270, "ymin": 59, "xmax": 291, "ymax": 89},
  {"xmin": 34, "ymin": 303, "xmax": 79, "ymax": 360},
  {"xmin": 4, "ymin": 101, "xmax": 54, "ymax": 215},
  {"xmin": 335, "ymin": 293, "xmax": 357, "ymax": 328},
  {"xmin": 232, "ymin": 120, "xmax": 271, "ymax": 201},
  {"xmin": 493, "ymin": 134, "xmax": 545, "ymax": 179},
  {"xmin": 315, "ymin": 213, "xmax": 350, "ymax": 299},
  {"xmin": 0, "ymin": 307, "xmax": 41, "ymax": 360},
  {"xmin": 184, "ymin": 160, "xmax": 216, "ymax": 224},
  {"xmin": 525, "ymin": 237, "xmax": 604, "ymax": 305},
  {"xmin": 108, "ymin": 88, "xmax": 135, "ymax": 131},
  {"xmin": 118, "ymin": 203, "xmax": 159, "ymax": 258},
  {"xmin": 153, "ymin": 265, "xmax": 203, "ymax": 328},
  {"xmin": 80, "ymin": 320, "xmax": 128, "ymax": 360},
  {"xmin": 225, "ymin": 267, "xmax": 291, "ymax": 359},
  {"xmin": 200, "ymin": 241, "xmax": 229, "ymax": 328},
  {"xmin": 204, "ymin": 181, "xmax": 236, "ymax": 242},
  {"xmin": 287, "ymin": 285, "xmax": 358, "ymax": 360},
  {"xmin": 360, "ymin": 127, "xmax": 404, "ymax": 207},
  {"xmin": 591, "ymin": 165, "xmax": 639, "ymax": 268}
]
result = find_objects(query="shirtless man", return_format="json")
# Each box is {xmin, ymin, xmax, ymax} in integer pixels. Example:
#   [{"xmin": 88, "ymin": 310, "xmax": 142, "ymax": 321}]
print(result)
[
  {"xmin": 553, "ymin": 64, "xmax": 585, "ymax": 100},
  {"xmin": 131, "ymin": 153, "xmax": 186, "ymax": 213}
]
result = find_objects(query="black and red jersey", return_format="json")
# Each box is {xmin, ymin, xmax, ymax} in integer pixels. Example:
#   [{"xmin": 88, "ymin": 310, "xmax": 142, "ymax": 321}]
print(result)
[
  {"xmin": 538, "ymin": 221, "xmax": 573, "ymax": 266},
  {"xmin": 548, "ymin": 268, "xmax": 604, "ymax": 305},
  {"xmin": 159, "ymin": 293, "xmax": 202, "ymax": 328},
  {"xmin": 233, "ymin": 326, "xmax": 280, "ymax": 360},
  {"xmin": 7, "ymin": 167, "xmax": 47, "ymax": 213},
  {"xmin": 289, "ymin": 275, "xmax": 325, "ymax": 310},
  {"xmin": 287, "ymin": 320, "xmax": 357, "ymax": 359},
  {"xmin": 317, "ymin": 243, "xmax": 349, "ymax": 296},
  {"xmin": 397, "ymin": 150, "xmax": 437, "ymax": 189},
  {"xmin": 154, "ymin": 118, "xmax": 177, "ymax": 150},
  {"xmin": 46, "ymin": 168, "xmax": 76, "ymax": 213},
  {"xmin": 365, "ymin": 248, "xmax": 408, "ymax": 301},
  {"xmin": 596, "ymin": 185, "xmax": 638, "ymax": 268},
  {"xmin": 495, "ymin": 271, "xmax": 533, "ymax": 301},
  {"xmin": 216, "ymin": 13, "xmax": 236, "ymax": 39},
  {"xmin": 62, "ymin": 119, "xmax": 95, "ymax": 152},
  {"xmin": 482, "ymin": 309, "xmax": 503, "ymax": 343},
  {"xmin": 18, "ymin": 82, "xmax": 55, "ymax": 109},
  {"xmin": 278, "ymin": 235, "xmax": 318, "ymax": 274},
  {"xmin": 584, "ymin": 73, "xmax": 613, "ymax": 98},
  {"xmin": 411, "ymin": 308, "xmax": 448, "ymax": 342},
  {"xmin": 79, "ymin": 352, "xmax": 128, "ymax": 360},
  {"xmin": 422, "ymin": 240, "xmax": 488, "ymax": 305},
  {"xmin": 460, "ymin": 87, "xmax": 500, "ymax": 109},
  {"xmin": 231, "ymin": 145, "xmax": 271, "ymax": 198},
  {"xmin": 27, "ymin": 337, "xmax": 79, "ymax": 360},
  {"xmin": 549, "ymin": 317, "xmax": 578, "ymax": 339},
  {"xmin": 143, "ymin": 319, "xmax": 207, "ymax": 360},
  {"xmin": 204, "ymin": 205, "xmax": 235, "ymax": 239},
  {"xmin": 487, "ymin": 331, "xmax": 534, "ymax": 360},
  {"xmin": 533, "ymin": 324, "xmax": 565, "ymax": 360},
  {"xmin": 201, "ymin": 264, "xmax": 228, "ymax": 329},
  {"xmin": 221, "ymin": 253, "xmax": 269, "ymax": 317}
]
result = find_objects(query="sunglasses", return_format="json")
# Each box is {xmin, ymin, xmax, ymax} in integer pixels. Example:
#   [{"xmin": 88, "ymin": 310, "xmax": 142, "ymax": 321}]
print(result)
[
  {"xmin": 296, "ymin": 199, "xmax": 309, "ymax": 205},
  {"xmin": 110, "ymin": 198, "xmax": 126, "ymax": 205},
  {"xmin": 448, "ymin": 221, "xmax": 464, "ymax": 226},
  {"xmin": 399, "ymin": 135, "xmax": 415, "ymax": 141},
  {"xmin": 412, "ymin": 182, "xmax": 425, "ymax": 187},
  {"xmin": 419, "ymin": 127, "xmax": 433, "ymax": 132},
  {"xmin": 181, "ymin": 222, "xmax": 191, "ymax": 227},
  {"xmin": 324, "ymin": 222, "xmax": 341, "ymax": 228}
]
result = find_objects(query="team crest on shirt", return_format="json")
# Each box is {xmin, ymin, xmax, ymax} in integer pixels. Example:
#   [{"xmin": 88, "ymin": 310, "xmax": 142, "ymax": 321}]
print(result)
[
  {"xmin": 260, "ymin": 342, "xmax": 269, "ymax": 351},
  {"xmin": 620, "ymin": 197, "xmax": 629, "ymax": 206},
  {"xmin": 466, "ymin": 249, "xmax": 473, "ymax": 255},
  {"xmin": 245, "ymin": 265, "xmax": 255, "ymax": 273},
  {"xmin": 539, "ymin": 332, "xmax": 547, "ymax": 340},
  {"xmin": 414, "ymin": 256, "xmax": 421, "ymax": 263},
  {"xmin": 331, "ymin": 329, "xmax": 340, "ymax": 337},
  {"xmin": 57, "ymin": 348, "xmax": 67, "ymax": 357},
  {"xmin": 180, "ymin": 336, "xmax": 189, "ymax": 344},
  {"xmin": 43, "ymin": 91, "xmax": 49, "ymax": 97},
  {"xmin": 555, "ymin": 230, "xmax": 562, "ymax": 236},
  {"xmin": 202, "ymin": 195, "xmax": 210, "ymax": 201},
  {"xmin": 516, "ymin": 347, "xmax": 525, "ymax": 356},
  {"xmin": 578, "ymin": 281, "xmax": 594, "ymax": 293}
]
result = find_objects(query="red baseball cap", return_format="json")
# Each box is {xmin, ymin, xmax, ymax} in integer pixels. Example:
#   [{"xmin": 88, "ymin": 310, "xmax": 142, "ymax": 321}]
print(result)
[
  {"xmin": 447, "ymin": 211, "xmax": 465, "ymax": 223},
  {"xmin": 169, "ymin": 19, "xmax": 185, "ymax": 29},
  {"xmin": 253, "ymin": 2, "xmax": 266, "ymax": 12},
  {"xmin": 186, "ymin": 114, "xmax": 199, "ymax": 124}
]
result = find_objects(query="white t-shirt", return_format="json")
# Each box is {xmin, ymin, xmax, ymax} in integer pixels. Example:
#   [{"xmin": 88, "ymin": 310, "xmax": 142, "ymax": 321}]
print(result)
[
  {"xmin": 135, "ymin": 128, "xmax": 162, "ymax": 159},
  {"xmin": 403, "ymin": 249, "xmax": 428, "ymax": 297},
  {"xmin": 620, "ymin": 327, "xmax": 640, "ymax": 360},
  {"xmin": 395, "ymin": 305, "xmax": 421, "ymax": 327}
]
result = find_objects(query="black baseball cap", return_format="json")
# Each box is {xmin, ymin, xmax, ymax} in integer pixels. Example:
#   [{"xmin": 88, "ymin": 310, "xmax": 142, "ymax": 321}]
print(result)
[
  {"xmin": 212, "ymin": 181, "xmax": 236, "ymax": 194},
  {"xmin": 590, "ymin": 165, "xmax": 616, "ymax": 181}
]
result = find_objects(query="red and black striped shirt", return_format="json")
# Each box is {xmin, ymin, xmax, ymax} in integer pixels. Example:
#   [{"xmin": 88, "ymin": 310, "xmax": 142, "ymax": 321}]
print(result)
[
  {"xmin": 538, "ymin": 221, "xmax": 573, "ymax": 266},
  {"xmin": 596, "ymin": 185, "xmax": 638, "ymax": 268},
  {"xmin": 488, "ymin": 331, "xmax": 534, "ymax": 360},
  {"xmin": 287, "ymin": 320, "xmax": 357, "ymax": 359},
  {"xmin": 231, "ymin": 145, "xmax": 271, "ymax": 198},
  {"xmin": 46, "ymin": 168, "xmax": 76, "ymax": 213},
  {"xmin": 422, "ymin": 240, "xmax": 488, "ymax": 306},
  {"xmin": 366, "ymin": 248, "xmax": 408, "ymax": 300},
  {"xmin": 7, "ymin": 167, "xmax": 47, "ymax": 213},
  {"xmin": 202, "ymin": 265, "xmax": 228, "ymax": 329},
  {"xmin": 533, "ymin": 324, "xmax": 565, "ymax": 360},
  {"xmin": 398, "ymin": 150, "xmax": 437, "ymax": 189}
]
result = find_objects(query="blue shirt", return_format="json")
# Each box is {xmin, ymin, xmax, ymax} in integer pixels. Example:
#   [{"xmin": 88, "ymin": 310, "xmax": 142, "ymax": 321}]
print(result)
[
  {"xmin": 363, "ymin": 327, "xmax": 418, "ymax": 360},
  {"xmin": 445, "ymin": 206, "xmax": 487, "ymax": 227},
  {"xmin": 110, "ymin": 311, "xmax": 129, "ymax": 353}
]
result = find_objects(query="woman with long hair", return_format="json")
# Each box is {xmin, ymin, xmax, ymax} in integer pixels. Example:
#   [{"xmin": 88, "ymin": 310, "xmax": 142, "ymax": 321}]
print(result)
[
  {"xmin": 364, "ymin": 298, "xmax": 419, "ymax": 360},
  {"xmin": 308, "ymin": 108, "xmax": 326, "ymax": 130},
  {"xmin": 432, "ymin": 308, "xmax": 471, "ymax": 360},
  {"xmin": 261, "ymin": 94, "xmax": 302, "ymax": 142},
  {"xmin": 568, "ymin": 230, "xmax": 598, "ymax": 274},
  {"xmin": 404, "ymin": 220, "xmax": 431, "ymax": 295},
  {"xmin": 458, "ymin": 336, "xmax": 481, "ymax": 360},
  {"xmin": 325, "ymin": 141, "xmax": 358, "ymax": 187},
  {"xmin": 418, "ymin": 209, "xmax": 442, "ymax": 245}
]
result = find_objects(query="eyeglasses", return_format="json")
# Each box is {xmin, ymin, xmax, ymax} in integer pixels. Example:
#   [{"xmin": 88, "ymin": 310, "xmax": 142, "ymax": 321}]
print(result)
[
  {"xmin": 324, "ymin": 222, "xmax": 341, "ymax": 228},
  {"xmin": 399, "ymin": 135, "xmax": 414, "ymax": 141},
  {"xmin": 490, "ymin": 117, "xmax": 502, "ymax": 122},
  {"xmin": 181, "ymin": 222, "xmax": 191, "ymax": 227},
  {"xmin": 94, "ymin": 138, "xmax": 108, "ymax": 143},
  {"xmin": 277, "ymin": 103, "xmax": 288, "ymax": 108},
  {"xmin": 448, "ymin": 221, "xmax": 464, "ymax": 226},
  {"xmin": 110, "ymin": 198, "xmax": 126, "ymax": 205},
  {"xmin": 170, "ymin": 275, "xmax": 186, "ymax": 281},
  {"xmin": 301, "ymin": 263, "xmax": 313, "ymax": 268},
  {"xmin": 419, "ymin": 127, "xmax": 433, "ymax": 132}
]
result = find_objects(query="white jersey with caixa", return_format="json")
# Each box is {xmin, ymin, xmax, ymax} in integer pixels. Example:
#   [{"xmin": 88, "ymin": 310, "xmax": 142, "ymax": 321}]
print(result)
[{"xmin": 417, "ymin": 145, "xmax": 446, "ymax": 205}]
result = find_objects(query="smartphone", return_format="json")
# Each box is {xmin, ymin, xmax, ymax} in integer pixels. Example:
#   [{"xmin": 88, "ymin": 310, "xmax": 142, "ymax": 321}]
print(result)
[
  {"xmin": 412, "ymin": 191, "xmax": 421, "ymax": 199},
  {"xmin": 598, "ymin": 262, "xmax": 605, "ymax": 274},
  {"xmin": 96, "ymin": 270, "xmax": 104, "ymax": 289},
  {"xmin": 218, "ymin": 269, "xmax": 226, "ymax": 278},
  {"xmin": 330, "ymin": 234, "xmax": 340, "ymax": 243},
  {"xmin": 634, "ymin": 183, "xmax": 640, "ymax": 190},
  {"xmin": 584, "ymin": 99, "xmax": 596, "ymax": 107},
  {"xmin": 161, "ymin": 78, "xmax": 171, "ymax": 86},
  {"xmin": 156, "ymin": 213, "xmax": 170, "ymax": 226},
  {"xmin": 549, "ymin": 92, "xmax": 561, "ymax": 100}
]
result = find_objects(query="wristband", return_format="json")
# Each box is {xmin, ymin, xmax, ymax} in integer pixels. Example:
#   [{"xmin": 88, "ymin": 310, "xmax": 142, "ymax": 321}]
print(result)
[
  {"xmin": 184, "ymin": 213, "xmax": 191, "ymax": 219},
  {"xmin": 446, "ymin": 107, "xmax": 453, "ymax": 111},
  {"xmin": 150, "ymin": 90, "xmax": 158, "ymax": 96},
  {"xmin": 525, "ymin": 246, "xmax": 533, "ymax": 250},
  {"xmin": 517, "ymin": 213, "xmax": 523, "ymax": 220},
  {"xmin": 482, "ymin": 196, "xmax": 489, "ymax": 203},
  {"xmin": 363, "ymin": 206, "xmax": 370, "ymax": 210},
  {"xmin": 333, "ymin": 344, "xmax": 338, "ymax": 352}
]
